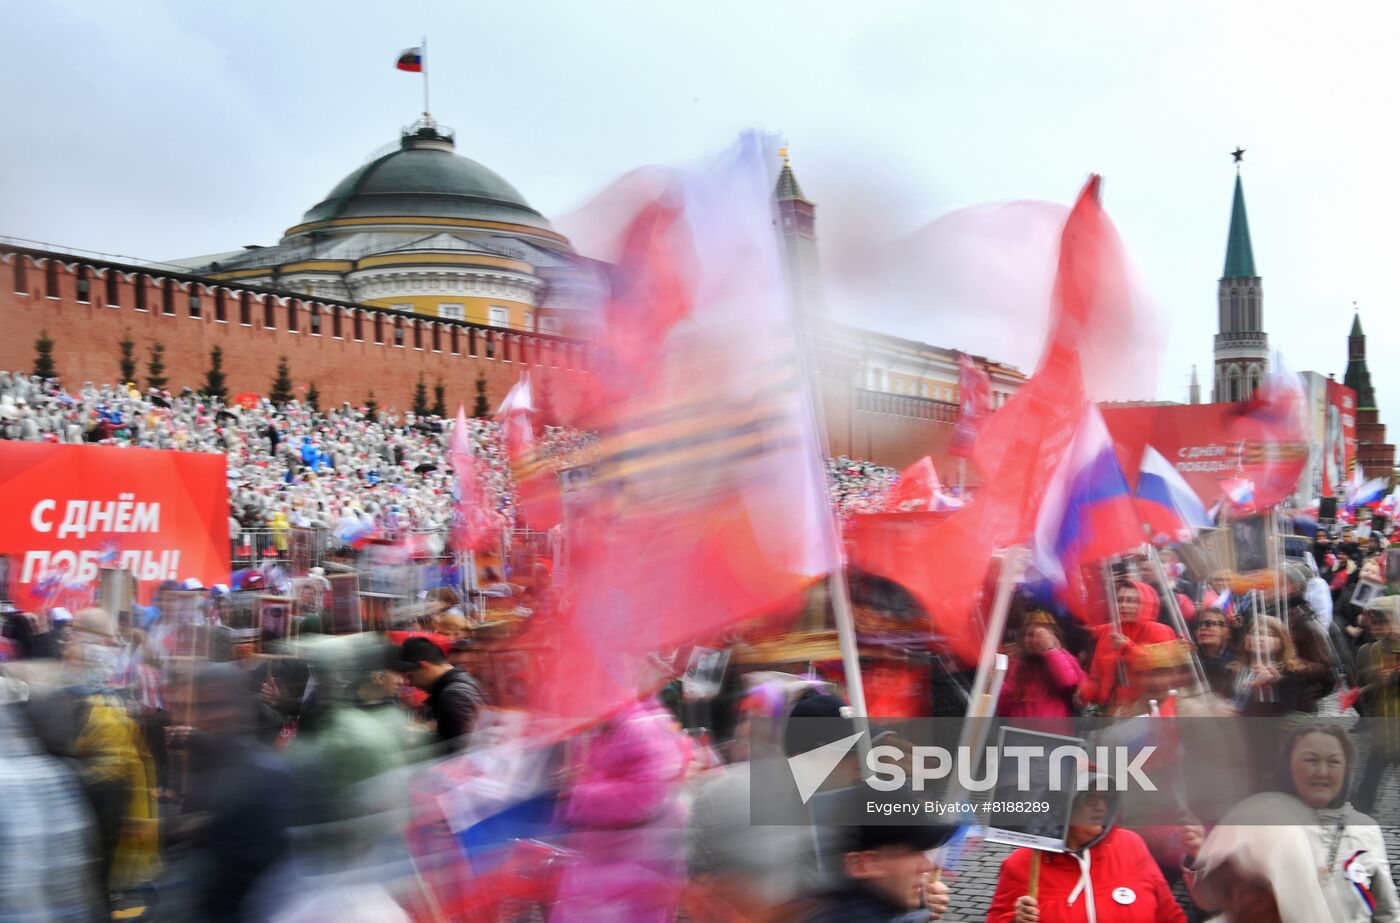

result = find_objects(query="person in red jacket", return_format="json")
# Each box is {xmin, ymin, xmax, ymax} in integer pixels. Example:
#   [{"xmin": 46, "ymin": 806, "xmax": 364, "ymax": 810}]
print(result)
[
  {"xmin": 1078, "ymin": 581, "xmax": 1178, "ymax": 714},
  {"xmin": 987, "ymin": 777, "xmax": 1185, "ymax": 923}
]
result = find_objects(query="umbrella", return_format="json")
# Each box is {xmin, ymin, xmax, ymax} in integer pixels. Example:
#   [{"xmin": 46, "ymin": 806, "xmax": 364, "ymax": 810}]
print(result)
[
  {"xmin": 1286, "ymin": 515, "xmax": 1321, "ymax": 538},
  {"xmin": 414, "ymin": 463, "xmax": 438, "ymax": 474}
]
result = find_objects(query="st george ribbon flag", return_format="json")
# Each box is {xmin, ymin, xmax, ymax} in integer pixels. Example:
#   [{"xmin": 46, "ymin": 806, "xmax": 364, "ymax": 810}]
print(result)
[
  {"xmin": 530, "ymin": 134, "xmax": 839, "ymax": 728},
  {"xmin": 849, "ymin": 175, "xmax": 1151, "ymax": 663},
  {"xmin": 495, "ymin": 373, "xmax": 562, "ymax": 531}
]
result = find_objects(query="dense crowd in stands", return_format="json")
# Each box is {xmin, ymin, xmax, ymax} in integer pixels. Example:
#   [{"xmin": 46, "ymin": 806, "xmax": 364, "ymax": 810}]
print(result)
[{"xmin": 0, "ymin": 373, "xmax": 902, "ymax": 536}]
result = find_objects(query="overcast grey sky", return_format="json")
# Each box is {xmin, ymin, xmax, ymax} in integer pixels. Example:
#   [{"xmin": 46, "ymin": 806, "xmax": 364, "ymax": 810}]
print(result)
[{"xmin": 3, "ymin": 2, "xmax": 1397, "ymax": 436}]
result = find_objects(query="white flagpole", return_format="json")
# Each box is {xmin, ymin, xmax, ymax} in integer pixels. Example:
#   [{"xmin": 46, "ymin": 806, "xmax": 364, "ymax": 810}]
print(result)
[{"xmin": 421, "ymin": 36, "xmax": 430, "ymax": 117}]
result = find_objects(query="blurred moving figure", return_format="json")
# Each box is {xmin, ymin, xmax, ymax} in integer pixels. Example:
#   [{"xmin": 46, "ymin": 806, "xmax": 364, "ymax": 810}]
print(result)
[
  {"xmin": 550, "ymin": 695, "xmax": 691, "ymax": 923},
  {"xmin": 0, "ymin": 675, "xmax": 107, "ymax": 922},
  {"xmin": 162, "ymin": 663, "xmax": 297, "ymax": 922}
]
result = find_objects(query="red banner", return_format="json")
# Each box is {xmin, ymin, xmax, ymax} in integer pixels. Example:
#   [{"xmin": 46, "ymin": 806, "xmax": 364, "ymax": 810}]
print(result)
[
  {"xmin": 1102, "ymin": 401, "xmax": 1311, "ymax": 508},
  {"xmin": 0, "ymin": 443, "xmax": 229, "ymax": 612},
  {"xmin": 1323, "ymin": 379, "xmax": 1357, "ymax": 497}
]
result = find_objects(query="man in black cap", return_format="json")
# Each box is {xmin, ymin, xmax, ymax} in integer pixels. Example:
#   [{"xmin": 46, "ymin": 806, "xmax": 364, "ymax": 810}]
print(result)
[
  {"xmin": 798, "ymin": 786, "xmax": 955, "ymax": 922},
  {"xmin": 784, "ymin": 692, "xmax": 955, "ymax": 921},
  {"xmin": 396, "ymin": 636, "xmax": 484, "ymax": 747}
]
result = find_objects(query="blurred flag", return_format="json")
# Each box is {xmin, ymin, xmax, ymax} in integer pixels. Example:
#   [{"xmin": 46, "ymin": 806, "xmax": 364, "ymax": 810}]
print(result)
[
  {"xmin": 496, "ymin": 374, "xmax": 562, "ymax": 530},
  {"xmin": 949, "ymin": 354, "xmax": 993, "ymax": 458},
  {"xmin": 1225, "ymin": 352, "xmax": 1310, "ymax": 508},
  {"xmin": 1135, "ymin": 445, "xmax": 1212, "ymax": 539},
  {"xmin": 1346, "ymin": 476, "xmax": 1389, "ymax": 511},
  {"xmin": 1031, "ymin": 404, "xmax": 1142, "ymax": 588},
  {"xmin": 530, "ymin": 134, "xmax": 838, "ymax": 728},
  {"xmin": 888, "ymin": 456, "xmax": 961, "ymax": 512},
  {"xmin": 449, "ymin": 405, "xmax": 497, "ymax": 553},
  {"xmin": 396, "ymin": 46, "xmax": 424, "ymax": 72},
  {"xmin": 849, "ymin": 176, "xmax": 1138, "ymax": 664},
  {"xmin": 596, "ymin": 195, "xmax": 695, "ymax": 399},
  {"xmin": 1211, "ymin": 476, "xmax": 1256, "ymax": 518}
]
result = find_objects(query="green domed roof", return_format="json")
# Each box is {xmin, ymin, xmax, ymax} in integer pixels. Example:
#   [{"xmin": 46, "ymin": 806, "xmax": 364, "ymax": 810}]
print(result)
[{"xmin": 299, "ymin": 121, "xmax": 548, "ymax": 229}]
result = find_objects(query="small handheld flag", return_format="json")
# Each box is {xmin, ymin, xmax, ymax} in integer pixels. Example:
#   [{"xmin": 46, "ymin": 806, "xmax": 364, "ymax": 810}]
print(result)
[{"xmin": 396, "ymin": 47, "xmax": 424, "ymax": 72}]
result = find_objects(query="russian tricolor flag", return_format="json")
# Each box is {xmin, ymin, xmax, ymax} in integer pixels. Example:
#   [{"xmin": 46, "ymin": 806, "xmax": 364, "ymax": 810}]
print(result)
[
  {"xmin": 1346, "ymin": 476, "xmax": 1389, "ymax": 511},
  {"xmin": 1135, "ymin": 445, "xmax": 1212, "ymax": 540},
  {"xmin": 396, "ymin": 46, "xmax": 424, "ymax": 72},
  {"xmin": 1032, "ymin": 405, "xmax": 1143, "ymax": 586}
]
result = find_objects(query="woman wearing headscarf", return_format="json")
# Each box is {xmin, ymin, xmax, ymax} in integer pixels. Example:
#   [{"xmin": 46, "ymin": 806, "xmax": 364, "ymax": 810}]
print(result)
[
  {"xmin": 1079, "ymin": 582, "xmax": 1178, "ymax": 715},
  {"xmin": 1184, "ymin": 724, "xmax": 1398, "ymax": 922}
]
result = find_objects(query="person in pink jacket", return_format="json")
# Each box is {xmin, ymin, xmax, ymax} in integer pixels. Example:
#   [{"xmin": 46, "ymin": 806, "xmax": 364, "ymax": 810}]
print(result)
[
  {"xmin": 1000, "ymin": 611, "xmax": 1086, "ymax": 721},
  {"xmin": 551, "ymin": 696, "xmax": 692, "ymax": 923}
]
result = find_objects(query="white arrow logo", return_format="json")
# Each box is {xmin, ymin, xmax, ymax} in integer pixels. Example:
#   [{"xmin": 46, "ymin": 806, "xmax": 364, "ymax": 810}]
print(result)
[{"xmin": 787, "ymin": 731, "xmax": 865, "ymax": 804}]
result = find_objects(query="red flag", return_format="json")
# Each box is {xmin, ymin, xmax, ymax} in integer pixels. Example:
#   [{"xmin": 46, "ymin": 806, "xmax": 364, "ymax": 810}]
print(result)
[
  {"xmin": 449, "ymin": 406, "xmax": 497, "ymax": 553},
  {"xmin": 496, "ymin": 374, "xmax": 562, "ymax": 530},
  {"xmin": 849, "ymin": 176, "xmax": 1137, "ymax": 665},
  {"xmin": 889, "ymin": 456, "xmax": 945, "ymax": 512},
  {"xmin": 597, "ymin": 195, "xmax": 695, "ymax": 399},
  {"xmin": 527, "ymin": 135, "xmax": 838, "ymax": 729},
  {"xmin": 950, "ymin": 354, "xmax": 993, "ymax": 458},
  {"xmin": 1224, "ymin": 357, "xmax": 1310, "ymax": 508}
]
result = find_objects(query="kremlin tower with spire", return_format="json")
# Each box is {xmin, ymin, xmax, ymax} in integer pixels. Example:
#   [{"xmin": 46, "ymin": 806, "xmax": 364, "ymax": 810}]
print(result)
[
  {"xmin": 1344, "ymin": 311, "xmax": 1395, "ymax": 477},
  {"xmin": 1213, "ymin": 149, "xmax": 1268, "ymax": 402}
]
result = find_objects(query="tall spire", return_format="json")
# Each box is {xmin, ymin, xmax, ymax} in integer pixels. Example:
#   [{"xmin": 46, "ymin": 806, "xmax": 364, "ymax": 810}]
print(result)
[
  {"xmin": 1346, "ymin": 308, "xmax": 1377, "ymax": 410},
  {"xmin": 772, "ymin": 145, "xmax": 823, "ymax": 316},
  {"xmin": 773, "ymin": 146, "xmax": 806, "ymax": 202},
  {"xmin": 1213, "ymin": 149, "xmax": 1267, "ymax": 402},
  {"xmin": 1189, "ymin": 364, "xmax": 1201, "ymax": 405},
  {"xmin": 1223, "ymin": 172, "xmax": 1257, "ymax": 279}
]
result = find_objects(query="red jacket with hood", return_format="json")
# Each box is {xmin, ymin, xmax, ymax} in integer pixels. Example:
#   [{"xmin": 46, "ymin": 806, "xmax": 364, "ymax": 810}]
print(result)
[
  {"xmin": 1078, "ymin": 582, "xmax": 1177, "ymax": 711},
  {"xmin": 987, "ymin": 825, "xmax": 1185, "ymax": 923}
]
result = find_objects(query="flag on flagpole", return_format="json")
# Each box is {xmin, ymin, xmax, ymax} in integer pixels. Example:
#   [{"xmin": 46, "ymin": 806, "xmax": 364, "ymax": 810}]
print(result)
[
  {"xmin": 950, "ymin": 353, "xmax": 993, "ymax": 459},
  {"xmin": 495, "ymin": 374, "xmax": 562, "ymax": 530},
  {"xmin": 849, "ymin": 175, "xmax": 1148, "ymax": 663},
  {"xmin": 1346, "ymin": 476, "xmax": 1389, "ymax": 511},
  {"xmin": 1135, "ymin": 445, "xmax": 1212, "ymax": 539},
  {"xmin": 528, "ymin": 133, "xmax": 838, "ymax": 728},
  {"xmin": 396, "ymin": 46, "xmax": 424, "ymax": 72}
]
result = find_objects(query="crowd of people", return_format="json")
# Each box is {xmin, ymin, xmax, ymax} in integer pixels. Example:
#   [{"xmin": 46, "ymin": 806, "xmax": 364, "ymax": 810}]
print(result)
[{"xmin": 5, "ymin": 367, "xmax": 1400, "ymax": 922}]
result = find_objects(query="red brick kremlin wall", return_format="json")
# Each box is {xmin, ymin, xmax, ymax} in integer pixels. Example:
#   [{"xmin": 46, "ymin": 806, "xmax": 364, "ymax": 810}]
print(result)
[{"xmin": 0, "ymin": 247, "xmax": 590, "ymax": 418}]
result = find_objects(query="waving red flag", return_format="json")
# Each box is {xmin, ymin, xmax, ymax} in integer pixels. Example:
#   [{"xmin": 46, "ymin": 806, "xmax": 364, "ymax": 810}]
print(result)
[
  {"xmin": 850, "ymin": 176, "xmax": 1144, "ymax": 665},
  {"xmin": 528, "ymin": 135, "xmax": 838, "ymax": 729}
]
